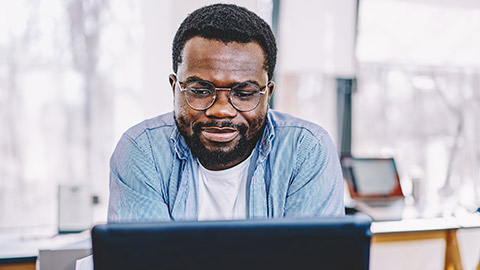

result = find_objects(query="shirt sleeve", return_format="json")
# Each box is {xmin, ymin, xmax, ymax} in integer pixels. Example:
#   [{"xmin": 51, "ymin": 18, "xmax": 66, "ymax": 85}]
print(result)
[
  {"xmin": 108, "ymin": 133, "xmax": 171, "ymax": 222},
  {"xmin": 284, "ymin": 132, "xmax": 345, "ymax": 217}
]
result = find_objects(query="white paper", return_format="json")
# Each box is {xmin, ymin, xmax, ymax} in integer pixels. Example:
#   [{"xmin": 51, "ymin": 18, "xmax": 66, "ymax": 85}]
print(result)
[{"xmin": 75, "ymin": 255, "xmax": 93, "ymax": 270}]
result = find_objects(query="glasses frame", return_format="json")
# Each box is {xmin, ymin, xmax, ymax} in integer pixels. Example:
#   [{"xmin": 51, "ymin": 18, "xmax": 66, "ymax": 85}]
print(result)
[{"xmin": 176, "ymin": 79, "xmax": 270, "ymax": 112}]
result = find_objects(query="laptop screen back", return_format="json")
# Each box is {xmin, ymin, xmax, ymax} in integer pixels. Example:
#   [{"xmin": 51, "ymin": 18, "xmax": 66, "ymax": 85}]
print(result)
[
  {"xmin": 91, "ymin": 216, "xmax": 372, "ymax": 270},
  {"xmin": 342, "ymin": 157, "xmax": 404, "ymax": 198}
]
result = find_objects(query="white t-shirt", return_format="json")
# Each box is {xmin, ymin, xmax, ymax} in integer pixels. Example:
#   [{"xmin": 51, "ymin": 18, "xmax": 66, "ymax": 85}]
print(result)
[{"xmin": 196, "ymin": 155, "xmax": 251, "ymax": 221}]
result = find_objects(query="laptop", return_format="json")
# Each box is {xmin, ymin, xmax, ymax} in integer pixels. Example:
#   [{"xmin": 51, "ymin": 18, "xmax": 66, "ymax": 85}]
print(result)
[
  {"xmin": 91, "ymin": 215, "xmax": 372, "ymax": 270},
  {"xmin": 341, "ymin": 156, "xmax": 405, "ymax": 221}
]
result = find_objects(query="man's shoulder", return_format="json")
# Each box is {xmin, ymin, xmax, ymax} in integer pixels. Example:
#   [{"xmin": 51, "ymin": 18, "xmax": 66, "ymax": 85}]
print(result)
[
  {"xmin": 124, "ymin": 112, "xmax": 176, "ymax": 140},
  {"xmin": 267, "ymin": 110, "xmax": 329, "ymax": 140}
]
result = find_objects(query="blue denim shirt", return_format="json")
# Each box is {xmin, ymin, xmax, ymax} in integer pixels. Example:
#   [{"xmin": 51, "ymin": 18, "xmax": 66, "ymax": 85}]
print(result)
[{"xmin": 108, "ymin": 110, "xmax": 344, "ymax": 222}]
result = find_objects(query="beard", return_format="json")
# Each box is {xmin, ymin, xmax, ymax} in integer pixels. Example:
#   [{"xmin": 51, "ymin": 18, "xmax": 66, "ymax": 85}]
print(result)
[{"xmin": 175, "ymin": 115, "xmax": 266, "ymax": 169}]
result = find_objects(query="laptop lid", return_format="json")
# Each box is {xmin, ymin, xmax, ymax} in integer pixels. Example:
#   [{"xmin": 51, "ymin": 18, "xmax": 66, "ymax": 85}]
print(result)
[
  {"xmin": 91, "ymin": 215, "xmax": 372, "ymax": 270},
  {"xmin": 341, "ymin": 156, "xmax": 404, "ymax": 200}
]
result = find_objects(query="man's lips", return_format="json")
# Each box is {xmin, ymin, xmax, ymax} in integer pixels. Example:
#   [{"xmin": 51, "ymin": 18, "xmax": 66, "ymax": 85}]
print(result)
[{"xmin": 201, "ymin": 127, "xmax": 239, "ymax": 143}]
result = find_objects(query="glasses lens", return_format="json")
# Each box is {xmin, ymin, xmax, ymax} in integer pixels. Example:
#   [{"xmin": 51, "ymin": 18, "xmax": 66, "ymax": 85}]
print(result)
[
  {"xmin": 231, "ymin": 82, "xmax": 261, "ymax": 111},
  {"xmin": 185, "ymin": 81, "xmax": 215, "ymax": 110}
]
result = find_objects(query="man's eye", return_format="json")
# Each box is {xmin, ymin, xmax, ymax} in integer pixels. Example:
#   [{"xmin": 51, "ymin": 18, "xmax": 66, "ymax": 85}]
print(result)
[
  {"xmin": 189, "ymin": 88, "xmax": 212, "ymax": 96},
  {"xmin": 232, "ymin": 90, "xmax": 256, "ymax": 99}
]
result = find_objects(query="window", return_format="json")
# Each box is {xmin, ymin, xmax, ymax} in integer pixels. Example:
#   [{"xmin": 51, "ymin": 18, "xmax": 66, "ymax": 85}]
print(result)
[
  {"xmin": 0, "ymin": 0, "xmax": 143, "ymax": 228},
  {"xmin": 354, "ymin": 0, "xmax": 480, "ymax": 215}
]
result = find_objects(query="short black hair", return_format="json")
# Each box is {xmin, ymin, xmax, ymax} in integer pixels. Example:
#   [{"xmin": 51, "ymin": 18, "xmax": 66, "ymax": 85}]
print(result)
[{"xmin": 172, "ymin": 3, "xmax": 277, "ymax": 80}]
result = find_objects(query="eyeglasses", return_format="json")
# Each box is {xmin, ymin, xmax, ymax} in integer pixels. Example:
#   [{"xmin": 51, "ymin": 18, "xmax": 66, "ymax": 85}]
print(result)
[{"xmin": 177, "ymin": 79, "xmax": 269, "ymax": 112}]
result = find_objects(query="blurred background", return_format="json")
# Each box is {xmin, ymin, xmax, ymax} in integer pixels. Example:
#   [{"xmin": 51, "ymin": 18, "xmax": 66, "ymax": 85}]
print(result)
[{"xmin": 0, "ymin": 0, "xmax": 479, "ymax": 231}]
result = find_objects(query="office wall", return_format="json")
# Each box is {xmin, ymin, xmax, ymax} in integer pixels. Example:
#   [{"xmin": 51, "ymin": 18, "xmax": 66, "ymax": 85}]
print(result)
[
  {"xmin": 277, "ymin": 0, "xmax": 356, "ymax": 76},
  {"xmin": 274, "ymin": 0, "xmax": 357, "ymax": 147}
]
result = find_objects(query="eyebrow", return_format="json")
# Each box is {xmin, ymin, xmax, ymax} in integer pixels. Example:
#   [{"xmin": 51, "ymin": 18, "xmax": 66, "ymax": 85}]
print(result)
[
  {"xmin": 183, "ymin": 76, "xmax": 261, "ymax": 87},
  {"xmin": 184, "ymin": 76, "xmax": 204, "ymax": 83}
]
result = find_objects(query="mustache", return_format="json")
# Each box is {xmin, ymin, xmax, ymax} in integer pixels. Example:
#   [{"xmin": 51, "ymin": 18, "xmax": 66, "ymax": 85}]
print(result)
[{"xmin": 192, "ymin": 120, "xmax": 247, "ymax": 133}]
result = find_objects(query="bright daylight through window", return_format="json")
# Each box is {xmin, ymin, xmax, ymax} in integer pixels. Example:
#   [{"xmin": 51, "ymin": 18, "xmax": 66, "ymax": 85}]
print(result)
[{"xmin": 354, "ymin": 0, "xmax": 480, "ymax": 216}]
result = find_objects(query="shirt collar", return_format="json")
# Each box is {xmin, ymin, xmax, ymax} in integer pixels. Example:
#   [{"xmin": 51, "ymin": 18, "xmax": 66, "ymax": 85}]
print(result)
[
  {"xmin": 257, "ymin": 110, "xmax": 275, "ymax": 161},
  {"xmin": 170, "ymin": 125, "xmax": 190, "ymax": 160}
]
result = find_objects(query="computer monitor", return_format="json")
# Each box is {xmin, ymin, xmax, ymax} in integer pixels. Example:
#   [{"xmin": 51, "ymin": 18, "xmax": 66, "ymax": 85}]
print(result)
[{"xmin": 91, "ymin": 215, "xmax": 372, "ymax": 270}]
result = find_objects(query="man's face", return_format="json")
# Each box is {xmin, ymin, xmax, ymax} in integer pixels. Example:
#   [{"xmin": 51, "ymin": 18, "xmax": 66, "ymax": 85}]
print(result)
[{"xmin": 170, "ymin": 37, "xmax": 274, "ymax": 171}]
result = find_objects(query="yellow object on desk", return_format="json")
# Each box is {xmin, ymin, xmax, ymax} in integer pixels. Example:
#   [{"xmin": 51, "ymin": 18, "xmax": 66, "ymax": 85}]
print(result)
[{"xmin": 0, "ymin": 262, "xmax": 35, "ymax": 270}]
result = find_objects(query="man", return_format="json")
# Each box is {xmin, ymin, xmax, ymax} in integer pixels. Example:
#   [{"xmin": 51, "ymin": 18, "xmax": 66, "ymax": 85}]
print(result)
[{"xmin": 108, "ymin": 3, "xmax": 344, "ymax": 222}]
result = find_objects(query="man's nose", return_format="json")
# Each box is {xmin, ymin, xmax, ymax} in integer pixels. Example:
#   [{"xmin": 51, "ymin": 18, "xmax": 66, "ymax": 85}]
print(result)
[{"xmin": 205, "ymin": 90, "xmax": 237, "ymax": 118}]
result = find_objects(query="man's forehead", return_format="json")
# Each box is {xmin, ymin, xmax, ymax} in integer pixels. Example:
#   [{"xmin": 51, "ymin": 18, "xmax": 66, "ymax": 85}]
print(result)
[
  {"xmin": 177, "ymin": 36, "xmax": 267, "ymax": 81},
  {"xmin": 182, "ymin": 37, "xmax": 264, "ymax": 60}
]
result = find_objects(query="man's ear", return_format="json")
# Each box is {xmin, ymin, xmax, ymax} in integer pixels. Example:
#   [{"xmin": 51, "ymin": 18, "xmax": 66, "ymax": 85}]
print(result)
[
  {"xmin": 169, "ymin": 74, "xmax": 177, "ymax": 96},
  {"xmin": 267, "ymin": 81, "xmax": 275, "ymax": 101}
]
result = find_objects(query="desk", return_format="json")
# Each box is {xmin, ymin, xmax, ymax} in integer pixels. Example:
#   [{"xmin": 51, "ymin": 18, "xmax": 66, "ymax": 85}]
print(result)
[
  {"xmin": 0, "ymin": 229, "xmax": 90, "ymax": 270},
  {"xmin": 371, "ymin": 215, "xmax": 480, "ymax": 270},
  {"xmin": 3, "ymin": 217, "xmax": 480, "ymax": 270}
]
